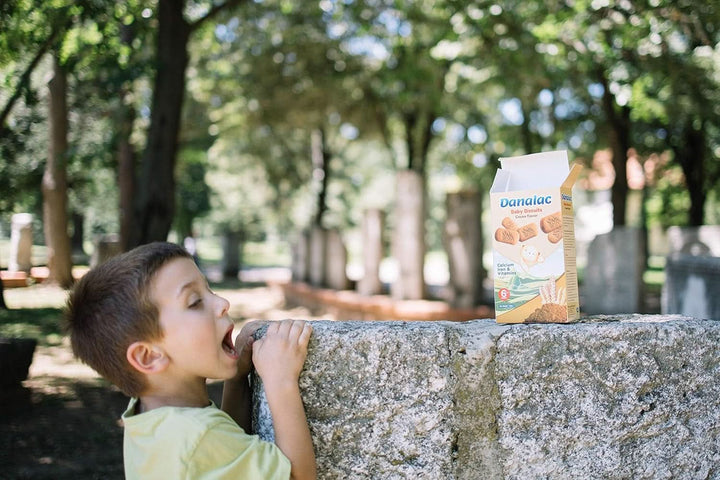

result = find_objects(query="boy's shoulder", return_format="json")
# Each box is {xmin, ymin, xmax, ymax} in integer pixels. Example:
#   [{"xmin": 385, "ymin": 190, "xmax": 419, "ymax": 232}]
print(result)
[{"xmin": 122, "ymin": 399, "xmax": 234, "ymax": 435}]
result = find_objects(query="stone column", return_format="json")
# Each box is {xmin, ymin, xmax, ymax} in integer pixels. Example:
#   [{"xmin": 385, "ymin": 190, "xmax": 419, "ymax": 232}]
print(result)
[
  {"xmin": 221, "ymin": 229, "xmax": 243, "ymax": 280},
  {"xmin": 357, "ymin": 209, "xmax": 384, "ymax": 296},
  {"xmin": 308, "ymin": 226, "xmax": 326, "ymax": 287},
  {"xmin": 582, "ymin": 227, "xmax": 645, "ymax": 314},
  {"xmin": 291, "ymin": 230, "xmax": 310, "ymax": 283},
  {"xmin": 663, "ymin": 253, "xmax": 720, "ymax": 320},
  {"xmin": 667, "ymin": 226, "xmax": 720, "ymax": 256},
  {"xmin": 9, "ymin": 213, "xmax": 33, "ymax": 273},
  {"xmin": 391, "ymin": 170, "xmax": 425, "ymax": 300},
  {"xmin": 444, "ymin": 191, "xmax": 485, "ymax": 308},
  {"xmin": 325, "ymin": 229, "xmax": 349, "ymax": 290},
  {"xmin": 90, "ymin": 234, "xmax": 122, "ymax": 268}
]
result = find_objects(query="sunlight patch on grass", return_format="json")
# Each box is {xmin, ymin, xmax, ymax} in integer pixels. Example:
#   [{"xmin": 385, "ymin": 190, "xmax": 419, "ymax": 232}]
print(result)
[{"xmin": 0, "ymin": 307, "xmax": 65, "ymax": 346}]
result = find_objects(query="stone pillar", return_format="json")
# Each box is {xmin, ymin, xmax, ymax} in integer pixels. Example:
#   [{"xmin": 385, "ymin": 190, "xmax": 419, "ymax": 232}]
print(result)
[
  {"xmin": 325, "ymin": 229, "xmax": 349, "ymax": 290},
  {"xmin": 308, "ymin": 226, "xmax": 326, "ymax": 287},
  {"xmin": 391, "ymin": 170, "xmax": 425, "ymax": 300},
  {"xmin": 444, "ymin": 191, "xmax": 485, "ymax": 308},
  {"xmin": 582, "ymin": 227, "xmax": 645, "ymax": 314},
  {"xmin": 667, "ymin": 226, "xmax": 720, "ymax": 256},
  {"xmin": 221, "ymin": 229, "xmax": 243, "ymax": 280},
  {"xmin": 90, "ymin": 234, "xmax": 122, "ymax": 268},
  {"xmin": 9, "ymin": 213, "xmax": 33, "ymax": 273},
  {"xmin": 357, "ymin": 209, "xmax": 384, "ymax": 296},
  {"xmin": 663, "ymin": 253, "xmax": 720, "ymax": 320},
  {"xmin": 291, "ymin": 230, "xmax": 310, "ymax": 283}
]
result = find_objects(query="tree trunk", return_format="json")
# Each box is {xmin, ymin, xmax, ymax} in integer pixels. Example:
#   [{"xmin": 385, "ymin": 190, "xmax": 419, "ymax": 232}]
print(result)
[
  {"xmin": 311, "ymin": 128, "xmax": 330, "ymax": 228},
  {"xmin": 42, "ymin": 55, "xmax": 73, "ymax": 288},
  {"xmin": 221, "ymin": 228, "xmax": 243, "ymax": 280},
  {"xmin": 677, "ymin": 121, "xmax": 706, "ymax": 226},
  {"xmin": 127, "ymin": 0, "xmax": 191, "ymax": 248},
  {"xmin": 70, "ymin": 212, "xmax": 85, "ymax": 256},
  {"xmin": 520, "ymin": 101, "xmax": 533, "ymax": 154},
  {"xmin": 117, "ymin": 97, "xmax": 136, "ymax": 252},
  {"xmin": 598, "ymin": 69, "xmax": 630, "ymax": 227},
  {"xmin": 403, "ymin": 109, "xmax": 433, "ymax": 176},
  {"xmin": 392, "ymin": 108, "xmax": 436, "ymax": 300}
]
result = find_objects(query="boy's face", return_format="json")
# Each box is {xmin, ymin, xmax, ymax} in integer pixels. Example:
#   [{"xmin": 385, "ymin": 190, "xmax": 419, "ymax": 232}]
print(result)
[{"xmin": 150, "ymin": 257, "xmax": 240, "ymax": 382}]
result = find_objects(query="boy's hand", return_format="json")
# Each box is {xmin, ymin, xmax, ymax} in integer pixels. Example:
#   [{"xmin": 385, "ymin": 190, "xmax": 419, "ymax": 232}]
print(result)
[
  {"xmin": 233, "ymin": 321, "xmax": 266, "ymax": 378},
  {"xmin": 254, "ymin": 320, "xmax": 316, "ymax": 479},
  {"xmin": 253, "ymin": 320, "xmax": 312, "ymax": 387},
  {"xmin": 222, "ymin": 321, "xmax": 266, "ymax": 431}
]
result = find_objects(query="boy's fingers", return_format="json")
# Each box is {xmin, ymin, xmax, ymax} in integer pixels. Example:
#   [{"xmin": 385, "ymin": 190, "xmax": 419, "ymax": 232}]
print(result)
[
  {"xmin": 275, "ymin": 319, "xmax": 296, "ymax": 338},
  {"xmin": 298, "ymin": 323, "xmax": 312, "ymax": 347},
  {"xmin": 266, "ymin": 320, "xmax": 282, "ymax": 336},
  {"xmin": 288, "ymin": 320, "xmax": 306, "ymax": 339},
  {"xmin": 241, "ymin": 320, "xmax": 267, "ymax": 336},
  {"xmin": 235, "ymin": 324, "xmax": 262, "ymax": 350}
]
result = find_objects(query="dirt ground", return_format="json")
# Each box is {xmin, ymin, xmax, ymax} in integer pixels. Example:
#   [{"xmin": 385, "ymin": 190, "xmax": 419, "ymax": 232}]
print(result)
[{"xmin": 0, "ymin": 282, "xmax": 329, "ymax": 480}]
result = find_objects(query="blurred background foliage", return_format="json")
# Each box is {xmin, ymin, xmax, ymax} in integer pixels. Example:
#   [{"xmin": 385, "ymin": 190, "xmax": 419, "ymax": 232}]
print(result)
[{"xmin": 1, "ymin": 0, "xmax": 719, "ymax": 256}]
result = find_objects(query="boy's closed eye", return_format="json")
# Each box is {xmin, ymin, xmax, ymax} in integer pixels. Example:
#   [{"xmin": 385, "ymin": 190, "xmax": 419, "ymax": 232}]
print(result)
[{"xmin": 188, "ymin": 297, "xmax": 203, "ymax": 309}]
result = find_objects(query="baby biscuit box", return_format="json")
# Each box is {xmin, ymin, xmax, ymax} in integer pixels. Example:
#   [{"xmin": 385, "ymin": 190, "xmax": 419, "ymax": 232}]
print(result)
[{"xmin": 490, "ymin": 150, "xmax": 582, "ymax": 324}]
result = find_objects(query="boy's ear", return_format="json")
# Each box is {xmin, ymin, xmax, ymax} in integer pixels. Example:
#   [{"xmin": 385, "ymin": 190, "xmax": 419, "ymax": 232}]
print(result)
[{"xmin": 126, "ymin": 341, "xmax": 169, "ymax": 374}]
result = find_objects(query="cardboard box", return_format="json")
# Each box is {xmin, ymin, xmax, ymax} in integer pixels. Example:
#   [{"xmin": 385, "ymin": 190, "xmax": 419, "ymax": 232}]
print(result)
[{"xmin": 490, "ymin": 150, "xmax": 582, "ymax": 324}]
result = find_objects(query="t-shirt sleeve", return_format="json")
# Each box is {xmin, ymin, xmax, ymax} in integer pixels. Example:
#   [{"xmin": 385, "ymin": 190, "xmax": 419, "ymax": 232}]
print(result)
[{"xmin": 186, "ymin": 417, "xmax": 292, "ymax": 480}]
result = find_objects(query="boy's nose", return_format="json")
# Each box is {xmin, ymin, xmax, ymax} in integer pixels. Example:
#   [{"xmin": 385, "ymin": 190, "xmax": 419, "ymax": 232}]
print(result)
[{"xmin": 215, "ymin": 294, "xmax": 230, "ymax": 317}]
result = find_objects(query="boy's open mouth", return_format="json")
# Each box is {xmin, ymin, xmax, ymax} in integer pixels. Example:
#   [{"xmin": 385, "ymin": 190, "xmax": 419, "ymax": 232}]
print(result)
[{"xmin": 222, "ymin": 328, "xmax": 239, "ymax": 359}]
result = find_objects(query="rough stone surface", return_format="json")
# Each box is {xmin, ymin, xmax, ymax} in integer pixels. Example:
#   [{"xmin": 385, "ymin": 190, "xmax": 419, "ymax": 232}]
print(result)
[{"xmin": 251, "ymin": 316, "xmax": 720, "ymax": 479}]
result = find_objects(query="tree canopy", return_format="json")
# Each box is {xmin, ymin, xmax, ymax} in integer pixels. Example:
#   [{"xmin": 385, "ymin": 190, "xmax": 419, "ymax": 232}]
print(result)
[{"xmin": 1, "ymin": 0, "xmax": 719, "ymax": 255}]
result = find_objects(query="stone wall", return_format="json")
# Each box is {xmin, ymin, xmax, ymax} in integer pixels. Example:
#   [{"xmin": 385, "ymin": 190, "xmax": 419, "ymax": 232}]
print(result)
[{"xmin": 252, "ymin": 316, "xmax": 720, "ymax": 479}]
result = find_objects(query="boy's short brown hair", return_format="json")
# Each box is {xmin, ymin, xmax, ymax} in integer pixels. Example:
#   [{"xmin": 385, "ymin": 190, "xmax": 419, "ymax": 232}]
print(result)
[{"xmin": 64, "ymin": 242, "xmax": 191, "ymax": 397}]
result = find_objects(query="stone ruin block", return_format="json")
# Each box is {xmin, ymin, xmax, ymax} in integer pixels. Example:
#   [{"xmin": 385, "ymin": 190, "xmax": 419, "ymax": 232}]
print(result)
[
  {"xmin": 9, "ymin": 213, "xmax": 33, "ymax": 273},
  {"xmin": 252, "ymin": 316, "xmax": 720, "ymax": 479}
]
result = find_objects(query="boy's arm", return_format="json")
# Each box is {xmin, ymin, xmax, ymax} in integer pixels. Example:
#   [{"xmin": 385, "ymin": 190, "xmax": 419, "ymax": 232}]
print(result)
[
  {"xmin": 254, "ymin": 320, "xmax": 316, "ymax": 480},
  {"xmin": 222, "ymin": 373, "xmax": 252, "ymax": 433},
  {"xmin": 222, "ymin": 321, "xmax": 264, "ymax": 432}
]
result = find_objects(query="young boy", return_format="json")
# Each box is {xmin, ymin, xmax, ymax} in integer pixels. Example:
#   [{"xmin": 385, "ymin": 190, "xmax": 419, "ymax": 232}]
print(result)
[{"xmin": 64, "ymin": 242, "xmax": 316, "ymax": 479}]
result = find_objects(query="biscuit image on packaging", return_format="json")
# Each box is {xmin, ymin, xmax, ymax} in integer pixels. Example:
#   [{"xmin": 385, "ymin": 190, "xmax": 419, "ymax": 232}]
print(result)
[
  {"xmin": 548, "ymin": 229, "xmax": 563, "ymax": 244},
  {"xmin": 525, "ymin": 279, "xmax": 567, "ymax": 323},
  {"xmin": 495, "ymin": 227, "xmax": 519, "ymax": 245},
  {"xmin": 540, "ymin": 212, "xmax": 562, "ymax": 233},
  {"xmin": 502, "ymin": 217, "xmax": 518, "ymax": 231},
  {"xmin": 517, "ymin": 223, "xmax": 538, "ymax": 242}
]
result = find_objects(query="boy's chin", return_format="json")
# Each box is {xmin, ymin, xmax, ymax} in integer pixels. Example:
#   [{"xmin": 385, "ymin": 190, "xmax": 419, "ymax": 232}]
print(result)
[{"xmin": 221, "ymin": 364, "xmax": 242, "ymax": 381}]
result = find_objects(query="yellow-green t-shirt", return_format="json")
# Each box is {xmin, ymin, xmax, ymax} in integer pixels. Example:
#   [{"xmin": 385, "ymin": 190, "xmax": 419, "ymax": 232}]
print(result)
[{"xmin": 121, "ymin": 398, "xmax": 291, "ymax": 479}]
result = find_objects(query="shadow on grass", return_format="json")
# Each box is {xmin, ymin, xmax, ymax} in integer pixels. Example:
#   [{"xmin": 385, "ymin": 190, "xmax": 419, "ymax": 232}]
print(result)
[
  {"xmin": 0, "ymin": 308, "xmax": 65, "ymax": 346},
  {"xmin": 0, "ymin": 376, "xmax": 127, "ymax": 480}
]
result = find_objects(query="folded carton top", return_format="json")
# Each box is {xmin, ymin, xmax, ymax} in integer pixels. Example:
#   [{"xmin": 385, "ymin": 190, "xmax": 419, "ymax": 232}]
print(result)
[{"xmin": 491, "ymin": 150, "xmax": 580, "ymax": 192}]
